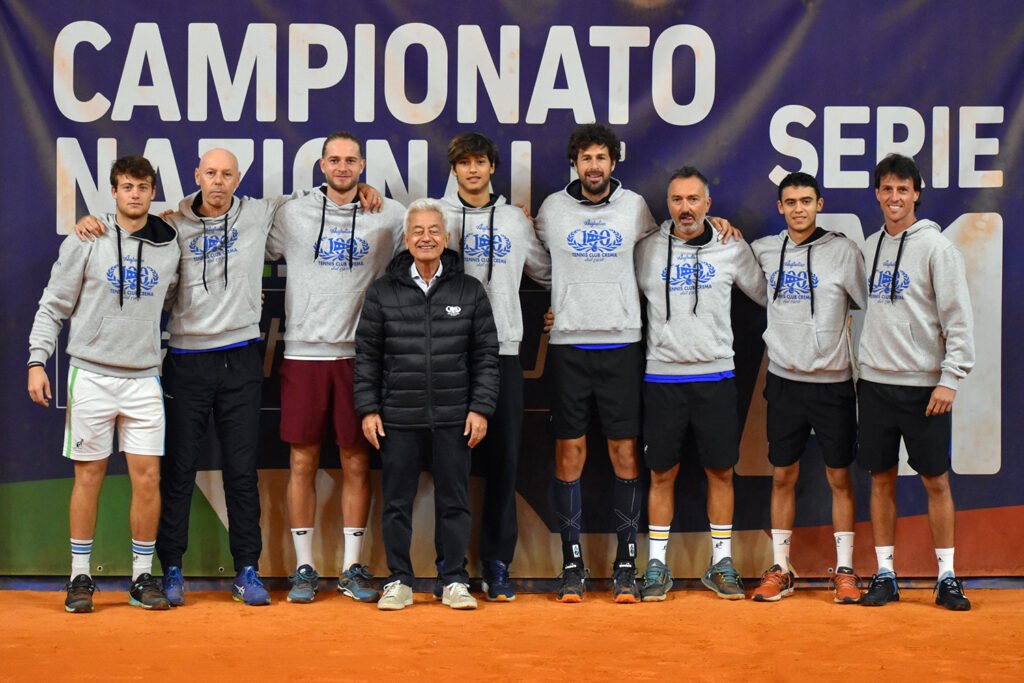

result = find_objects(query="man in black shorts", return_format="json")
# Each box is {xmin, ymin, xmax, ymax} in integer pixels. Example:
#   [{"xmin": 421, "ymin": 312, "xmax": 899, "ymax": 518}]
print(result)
[
  {"xmin": 857, "ymin": 154, "xmax": 974, "ymax": 610},
  {"xmin": 633, "ymin": 167, "xmax": 765, "ymax": 602},
  {"xmin": 750, "ymin": 172, "xmax": 866, "ymax": 604}
]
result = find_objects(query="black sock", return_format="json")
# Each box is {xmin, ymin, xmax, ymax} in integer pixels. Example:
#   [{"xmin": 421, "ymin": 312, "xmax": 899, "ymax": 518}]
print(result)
[
  {"xmin": 613, "ymin": 476, "xmax": 641, "ymax": 564},
  {"xmin": 555, "ymin": 478, "xmax": 583, "ymax": 567}
]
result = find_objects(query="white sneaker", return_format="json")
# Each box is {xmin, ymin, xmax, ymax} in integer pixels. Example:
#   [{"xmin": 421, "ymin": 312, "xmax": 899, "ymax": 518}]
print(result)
[
  {"xmin": 441, "ymin": 582, "xmax": 478, "ymax": 610},
  {"xmin": 377, "ymin": 580, "xmax": 413, "ymax": 611}
]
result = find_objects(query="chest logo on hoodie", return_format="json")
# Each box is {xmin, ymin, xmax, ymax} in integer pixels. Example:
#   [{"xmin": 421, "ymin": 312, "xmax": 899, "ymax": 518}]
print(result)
[
  {"xmin": 316, "ymin": 234, "xmax": 371, "ymax": 270},
  {"xmin": 567, "ymin": 220, "xmax": 623, "ymax": 260},
  {"xmin": 662, "ymin": 261, "xmax": 716, "ymax": 292},
  {"xmin": 463, "ymin": 230, "xmax": 511, "ymax": 263},
  {"xmin": 187, "ymin": 227, "xmax": 239, "ymax": 261},
  {"xmin": 769, "ymin": 265, "xmax": 820, "ymax": 302},
  {"xmin": 106, "ymin": 262, "xmax": 160, "ymax": 298},
  {"xmin": 869, "ymin": 260, "xmax": 911, "ymax": 301}
]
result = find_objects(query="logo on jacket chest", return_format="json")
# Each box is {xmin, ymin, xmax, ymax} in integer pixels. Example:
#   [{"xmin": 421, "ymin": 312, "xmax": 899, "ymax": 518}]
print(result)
[
  {"xmin": 316, "ymin": 232, "xmax": 371, "ymax": 270},
  {"xmin": 462, "ymin": 228, "xmax": 511, "ymax": 264},
  {"xmin": 769, "ymin": 263, "xmax": 820, "ymax": 302},
  {"xmin": 445, "ymin": 305, "xmax": 462, "ymax": 317},
  {"xmin": 105, "ymin": 260, "xmax": 160, "ymax": 299},
  {"xmin": 187, "ymin": 226, "xmax": 239, "ymax": 262},
  {"xmin": 567, "ymin": 220, "xmax": 623, "ymax": 260},
  {"xmin": 661, "ymin": 258, "xmax": 716, "ymax": 293},
  {"xmin": 869, "ymin": 260, "xmax": 911, "ymax": 302}
]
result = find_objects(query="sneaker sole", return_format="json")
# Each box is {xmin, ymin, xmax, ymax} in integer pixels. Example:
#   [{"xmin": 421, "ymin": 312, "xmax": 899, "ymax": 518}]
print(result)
[
  {"xmin": 613, "ymin": 593, "xmax": 641, "ymax": 604},
  {"xmin": 701, "ymin": 577, "xmax": 745, "ymax": 600},
  {"xmin": 377, "ymin": 600, "xmax": 412, "ymax": 611},
  {"xmin": 443, "ymin": 601, "xmax": 478, "ymax": 610},
  {"xmin": 834, "ymin": 594, "xmax": 861, "ymax": 604},
  {"xmin": 860, "ymin": 595, "xmax": 899, "ymax": 607},
  {"xmin": 337, "ymin": 586, "xmax": 379, "ymax": 603},
  {"xmin": 557, "ymin": 593, "xmax": 584, "ymax": 603},
  {"xmin": 752, "ymin": 587, "xmax": 794, "ymax": 603},
  {"xmin": 232, "ymin": 594, "xmax": 271, "ymax": 606},
  {"xmin": 286, "ymin": 594, "xmax": 316, "ymax": 604},
  {"xmin": 937, "ymin": 599, "xmax": 971, "ymax": 611},
  {"xmin": 485, "ymin": 594, "xmax": 516, "ymax": 602},
  {"xmin": 129, "ymin": 597, "xmax": 171, "ymax": 610},
  {"xmin": 65, "ymin": 604, "xmax": 93, "ymax": 613}
]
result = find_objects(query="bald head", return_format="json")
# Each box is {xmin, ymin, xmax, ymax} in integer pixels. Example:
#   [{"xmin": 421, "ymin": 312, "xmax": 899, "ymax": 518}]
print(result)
[{"xmin": 195, "ymin": 148, "xmax": 240, "ymax": 216}]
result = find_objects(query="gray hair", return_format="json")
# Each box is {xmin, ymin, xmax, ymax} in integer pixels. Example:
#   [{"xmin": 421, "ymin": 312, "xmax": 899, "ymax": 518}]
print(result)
[{"xmin": 403, "ymin": 197, "xmax": 448, "ymax": 233}]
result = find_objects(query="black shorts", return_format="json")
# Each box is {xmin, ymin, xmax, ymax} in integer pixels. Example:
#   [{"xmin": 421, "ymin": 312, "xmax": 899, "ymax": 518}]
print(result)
[
  {"xmin": 550, "ymin": 343, "xmax": 642, "ymax": 440},
  {"xmin": 764, "ymin": 373, "xmax": 857, "ymax": 469},
  {"xmin": 856, "ymin": 379, "xmax": 951, "ymax": 476},
  {"xmin": 642, "ymin": 379, "xmax": 739, "ymax": 470}
]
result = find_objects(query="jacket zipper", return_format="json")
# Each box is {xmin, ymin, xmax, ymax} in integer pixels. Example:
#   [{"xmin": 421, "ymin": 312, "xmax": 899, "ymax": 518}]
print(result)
[{"xmin": 424, "ymin": 289, "xmax": 435, "ymax": 430}]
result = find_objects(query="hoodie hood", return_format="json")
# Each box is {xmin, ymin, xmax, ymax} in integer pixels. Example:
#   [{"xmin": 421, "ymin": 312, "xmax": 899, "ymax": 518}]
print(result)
[
  {"xmin": 563, "ymin": 178, "xmax": 623, "ymax": 205},
  {"xmin": 105, "ymin": 213, "xmax": 177, "ymax": 308}
]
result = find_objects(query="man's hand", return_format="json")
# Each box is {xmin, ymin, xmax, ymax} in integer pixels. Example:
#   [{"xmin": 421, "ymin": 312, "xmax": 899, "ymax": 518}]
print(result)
[
  {"xmin": 543, "ymin": 306, "xmax": 554, "ymax": 333},
  {"xmin": 926, "ymin": 386, "xmax": 956, "ymax": 416},
  {"xmin": 709, "ymin": 216, "xmax": 743, "ymax": 243},
  {"xmin": 73, "ymin": 215, "xmax": 106, "ymax": 242},
  {"xmin": 362, "ymin": 413, "xmax": 385, "ymax": 448},
  {"xmin": 465, "ymin": 411, "xmax": 488, "ymax": 448},
  {"xmin": 27, "ymin": 366, "xmax": 51, "ymax": 407},
  {"xmin": 357, "ymin": 183, "xmax": 384, "ymax": 213}
]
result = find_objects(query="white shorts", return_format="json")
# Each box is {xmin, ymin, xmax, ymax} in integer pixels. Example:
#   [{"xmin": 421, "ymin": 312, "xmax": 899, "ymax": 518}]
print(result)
[{"xmin": 62, "ymin": 367, "xmax": 165, "ymax": 461}]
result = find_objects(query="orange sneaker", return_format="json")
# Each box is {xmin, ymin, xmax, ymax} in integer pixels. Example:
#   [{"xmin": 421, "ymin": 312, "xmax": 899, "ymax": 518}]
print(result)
[
  {"xmin": 752, "ymin": 564, "xmax": 795, "ymax": 602},
  {"xmin": 831, "ymin": 567, "xmax": 861, "ymax": 604}
]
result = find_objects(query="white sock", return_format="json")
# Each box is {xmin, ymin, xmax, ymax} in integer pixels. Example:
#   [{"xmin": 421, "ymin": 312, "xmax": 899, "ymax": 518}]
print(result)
[
  {"xmin": 875, "ymin": 545, "xmax": 895, "ymax": 574},
  {"xmin": 291, "ymin": 528, "xmax": 314, "ymax": 570},
  {"xmin": 936, "ymin": 547, "xmax": 955, "ymax": 579},
  {"xmin": 771, "ymin": 529, "xmax": 792, "ymax": 571},
  {"xmin": 343, "ymin": 527, "xmax": 366, "ymax": 569},
  {"xmin": 131, "ymin": 539, "xmax": 156, "ymax": 581},
  {"xmin": 710, "ymin": 524, "xmax": 732, "ymax": 564},
  {"xmin": 834, "ymin": 532, "xmax": 855, "ymax": 569},
  {"xmin": 70, "ymin": 538, "xmax": 92, "ymax": 579},
  {"xmin": 648, "ymin": 525, "xmax": 670, "ymax": 564}
]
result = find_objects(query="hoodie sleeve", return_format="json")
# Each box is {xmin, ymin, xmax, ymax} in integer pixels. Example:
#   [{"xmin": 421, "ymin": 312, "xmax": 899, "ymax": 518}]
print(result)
[
  {"xmin": 733, "ymin": 241, "xmax": 769, "ymax": 307},
  {"xmin": 521, "ymin": 214, "xmax": 552, "ymax": 289},
  {"xmin": 28, "ymin": 236, "xmax": 92, "ymax": 366},
  {"xmin": 637, "ymin": 199, "xmax": 659, "ymax": 240},
  {"xmin": 842, "ymin": 239, "xmax": 868, "ymax": 311},
  {"xmin": 353, "ymin": 281, "xmax": 386, "ymax": 416},
  {"xmin": 265, "ymin": 203, "xmax": 288, "ymax": 262},
  {"xmin": 533, "ymin": 196, "xmax": 555, "ymax": 252},
  {"xmin": 468, "ymin": 280, "xmax": 500, "ymax": 417},
  {"xmin": 932, "ymin": 243, "xmax": 975, "ymax": 390}
]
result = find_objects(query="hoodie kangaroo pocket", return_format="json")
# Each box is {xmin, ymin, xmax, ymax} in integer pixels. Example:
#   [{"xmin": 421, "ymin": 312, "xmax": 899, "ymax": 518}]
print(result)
[
  {"xmin": 764, "ymin": 320, "xmax": 826, "ymax": 370},
  {"xmin": 84, "ymin": 317, "xmax": 159, "ymax": 369},
  {"xmin": 652, "ymin": 317, "xmax": 725, "ymax": 363},
  {"xmin": 294, "ymin": 292, "xmax": 361, "ymax": 344},
  {"xmin": 555, "ymin": 282, "xmax": 629, "ymax": 332},
  {"xmin": 860, "ymin": 318, "xmax": 927, "ymax": 372}
]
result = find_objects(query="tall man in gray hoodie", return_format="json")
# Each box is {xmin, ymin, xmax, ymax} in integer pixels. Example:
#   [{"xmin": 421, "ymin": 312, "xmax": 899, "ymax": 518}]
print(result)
[
  {"xmin": 857, "ymin": 154, "xmax": 974, "ymax": 611},
  {"xmin": 635, "ymin": 167, "xmax": 766, "ymax": 602},
  {"xmin": 750, "ymin": 172, "xmax": 866, "ymax": 604},
  {"xmin": 267, "ymin": 132, "xmax": 405, "ymax": 604},
  {"xmin": 28, "ymin": 156, "xmax": 179, "ymax": 613}
]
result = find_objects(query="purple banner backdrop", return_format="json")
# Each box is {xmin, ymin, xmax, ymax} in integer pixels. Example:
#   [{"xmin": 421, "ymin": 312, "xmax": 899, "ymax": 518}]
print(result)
[{"xmin": 1, "ymin": 1, "xmax": 1020, "ymax": 577}]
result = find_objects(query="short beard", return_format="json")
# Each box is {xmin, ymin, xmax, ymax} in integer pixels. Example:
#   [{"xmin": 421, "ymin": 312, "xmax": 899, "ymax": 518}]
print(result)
[
  {"xmin": 327, "ymin": 176, "xmax": 359, "ymax": 196},
  {"xmin": 581, "ymin": 175, "xmax": 610, "ymax": 198}
]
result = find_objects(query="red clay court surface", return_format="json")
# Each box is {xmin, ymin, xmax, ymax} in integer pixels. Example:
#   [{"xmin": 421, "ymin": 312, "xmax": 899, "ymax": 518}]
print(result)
[{"xmin": 2, "ymin": 588, "xmax": 1022, "ymax": 681}]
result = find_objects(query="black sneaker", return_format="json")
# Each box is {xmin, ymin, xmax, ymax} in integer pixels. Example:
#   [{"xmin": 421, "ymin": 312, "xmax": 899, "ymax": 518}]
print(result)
[
  {"xmin": 129, "ymin": 573, "xmax": 171, "ymax": 610},
  {"xmin": 64, "ymin": 574, "xmax": 96, "ymax": 613},
  {"xmin": 935, "ymin": 575, "xmax": 971, "ymax": 611},
  {"xmin": 860, "ymin": 572, "xmax": 900, "ymax": 606},
  {"xmin": 611, "ymin": 561, "xmax": 641, "ymax": 603},
  {"xmin": 556, "ymin": 563, "xmax": 587, "ymax": 603}
]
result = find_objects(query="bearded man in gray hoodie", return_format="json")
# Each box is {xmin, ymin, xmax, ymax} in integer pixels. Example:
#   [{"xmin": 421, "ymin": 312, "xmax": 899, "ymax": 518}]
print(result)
[{"xmin": 856, "ymin": 154, "xmax": 975, "ymax": 611}]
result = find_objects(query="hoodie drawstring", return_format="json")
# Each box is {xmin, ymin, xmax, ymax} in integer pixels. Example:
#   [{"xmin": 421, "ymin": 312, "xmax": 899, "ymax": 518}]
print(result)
[
  {"xmin": 459, "ymin": 207, "xmax": 466, "ymax": 259},
  {"xmin": 806, "ymin": 244, "xmax": 814, "ymax": 317},
  {"xmin": 772, "ymin": 235, "xmax": 789, "ymax": 304},
  {"xmin": 222, "ymin": 213, "xmax": 229, "ymax": 288},
  {"xmin": 692, "ymin": 246, "xmax": 702, "ymax": 315},
  {"xmin": 313, "ymin": 195, "xmax": 327, "ymax": 261},
  {"xmin": 664, "ymin": 232, "xmax": 673, "ymax": 321},
  {"xmin": 348, "ymin": 205, "xmax": 358, "ymax": 270},
  {"xmin": 116, "ymin": 226, "xmax": 125, "ymax": 309},
  {"xmin": 136, "ymin": 239, "xmax": 143, "ymax": 301},
  {"xmin": 201, "ymin": 219, "xmax": 209, "ymax": 292},
  {"xmin": 486, "ymin": 205, "xmax": 496, "ymax": 283},
  {"xmin": 890, "ymin": 231, "xmax": 908, "ymax": 303}
]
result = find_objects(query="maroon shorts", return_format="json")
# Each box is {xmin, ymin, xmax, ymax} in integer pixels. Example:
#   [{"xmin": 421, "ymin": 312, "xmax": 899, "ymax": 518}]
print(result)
[{"xmin": 279, "ymin": 358, "xmax": 362, "ymax": 448}]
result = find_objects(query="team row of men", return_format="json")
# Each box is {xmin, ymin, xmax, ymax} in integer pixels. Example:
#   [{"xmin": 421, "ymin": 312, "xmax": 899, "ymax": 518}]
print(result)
[{"xmin": 27, "ymin": 123, "xmax": 974, "ymax": 613}]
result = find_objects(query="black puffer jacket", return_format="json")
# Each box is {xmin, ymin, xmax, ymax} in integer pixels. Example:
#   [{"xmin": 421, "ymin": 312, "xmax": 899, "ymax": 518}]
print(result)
[{"xmin": 354, "ymin": 249, "xmax": 499, "ymax": 428}]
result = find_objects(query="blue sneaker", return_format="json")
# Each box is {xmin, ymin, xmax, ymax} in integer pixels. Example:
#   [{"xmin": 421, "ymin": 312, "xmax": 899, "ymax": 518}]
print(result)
[
  {"xmin": 337, "ymin": 564, "xmax": 379, "ymax": 603},
  {"xmin": 287, "ymin": 564, "xmax": 320, "ymax": 603},
  {"xmin": 163, "ymin": 566, "xmax": 185, "ymax": 607},
  {"xmin": 861, "ymin": 571, "xmax": 900, "ymax": 607},
  {"xmin": 482, "ymin": 560, "xmax": 516, "ymax": 602},
  {"xmin": 232, "ymin": 566, "xmax": 271, "ymax": 606}
]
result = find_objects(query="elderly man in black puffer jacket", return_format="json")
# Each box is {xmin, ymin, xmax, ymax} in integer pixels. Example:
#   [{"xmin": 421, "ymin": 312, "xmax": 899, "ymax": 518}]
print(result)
[{"xmin": 354, "ymin": 197, "xmax": 499, "ymax": 611}]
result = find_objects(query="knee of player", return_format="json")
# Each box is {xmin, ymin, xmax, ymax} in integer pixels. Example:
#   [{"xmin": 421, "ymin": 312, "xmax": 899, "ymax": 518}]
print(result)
[
  {"xmin": 704, "ymin": 466, "xmax": 734, "ymax": 485},
  {"xmin": 771, "ymin": 464, "xmax": 799, "ymax": 488},
  {"xmin": 919, "ymin": 472, "xmax": 951, "ymax": 497}
]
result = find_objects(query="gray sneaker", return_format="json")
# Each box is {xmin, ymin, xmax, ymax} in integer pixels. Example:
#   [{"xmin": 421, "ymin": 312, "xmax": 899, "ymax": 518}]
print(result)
[
  {"xmin": 641, "ymin": 559, "xmax": 674, "ymax": 602},
  {"xmin": 702, "ymin": 556, "xmax": 745, "ymax": 600},
  {"xmin": 441, "ymin": 582, "xmax": 478, "ymax": 610},
  {"xmin": 377, "ymin": 580, "xmax": 413, "ymax": 611}
]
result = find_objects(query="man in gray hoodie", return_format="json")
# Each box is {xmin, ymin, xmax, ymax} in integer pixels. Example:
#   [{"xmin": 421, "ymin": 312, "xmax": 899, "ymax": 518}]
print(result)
[
  {"xmin": 857, "ymin": 154, "xmax": 974, "ymax": 611},
  {"xmin": 266, "ymin": 132, "xmax": 405, "ymax": 604},
  {"xmin": 28, "ymin": 155, "xmax": 179, "ymax": 613},
  {"xmin": 634, "ymin": 167, "xmax": 767, "ymax": 602},
  {"xmin": 750, "ymin": 172, "xmax": 866, "ymax": 604}
]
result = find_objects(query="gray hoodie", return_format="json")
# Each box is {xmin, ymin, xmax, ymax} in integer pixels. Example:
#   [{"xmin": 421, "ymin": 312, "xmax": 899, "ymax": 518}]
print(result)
[
  {"xmin": 166, "ymin": 192, "xmax": 289, "ymax": 350},
  {"xmin": 535, "ymin": 179, "xmax": 658, "ymax": 345},
  {"xmin": 752, "ymin": 229, "xmax": 867, "ymax": 382},
  {"xmin": 858, "ymin": 219, "xmax": 974, "ymax": 389},
  {"xmin": 636, "ymin": 220, "xmax": 766, "ymax": 375},
  {"xmin": 441, "ymin": 191, "xmax": 552, "ymax": 355},
  {"xmin": 267, "ymin": 187, "xmax": 406, "ymax": 357},
  {"xmin": 29, "ymin": 214, "xmax": 180, "ymax": 378}
]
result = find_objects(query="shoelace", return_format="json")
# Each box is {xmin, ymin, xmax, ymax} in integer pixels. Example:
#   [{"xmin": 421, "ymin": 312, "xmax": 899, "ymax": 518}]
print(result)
[
  {"xmin": 242, "ymin": 568, "xmax": 264, "ymax": 587},
  {"xmin": 760, "ymin": 568, "xmax": 789, "ymax": 589},
  {"xmin": 447, "ymin": 583, "xmax": 472, "ymax": 598},
  {"xmin": 935, "ymin": 576, "xmax": 965, "ymax": 596},
  {"xmin": 644, "ymin": 564, "xmax": 667, "ymax": 584},
  {"xmin": 831, "ymin": 572, "xmax": 859, "ymax": 590},
  {"xmin": 381, "ymin": 581, "xmax": 405, "ymax": 599},
  {"xmin": 489, "ymin": 563, "xmax": 510, "ymax": 585},
  {"xmin": 348, "ymin": 564, "xmax": 373, "ymax": 581},
  {"xmin": 718, "ymin": 565, "xmax": 742, "ymax": 587}
]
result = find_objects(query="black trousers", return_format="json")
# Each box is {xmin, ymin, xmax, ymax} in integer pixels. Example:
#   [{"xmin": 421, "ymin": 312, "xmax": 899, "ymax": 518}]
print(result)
[
  {"xmin": 382, "ymin": 426, "xmax": 471, "ymax": 586},
  {"xmin": 156, "ymin": 343, "xmax": 264, "ymax": 572},
  {"xmin": 433, "ymin": 355, "xmax": 522, "ymax": 567}
]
